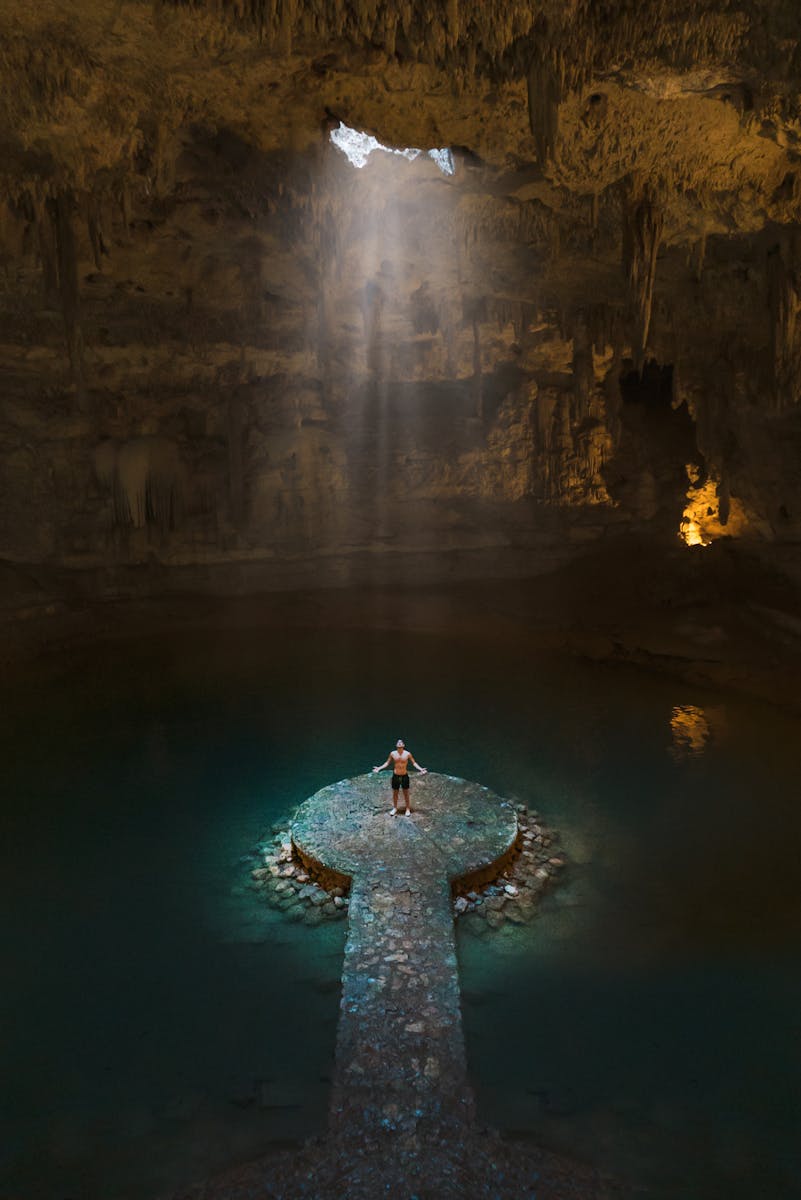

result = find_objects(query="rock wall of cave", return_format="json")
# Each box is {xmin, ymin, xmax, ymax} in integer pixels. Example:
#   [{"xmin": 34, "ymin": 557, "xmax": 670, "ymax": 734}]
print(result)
[{"xmin": 2, "ymin": 1, "xmax": 801, "ymax": 596}]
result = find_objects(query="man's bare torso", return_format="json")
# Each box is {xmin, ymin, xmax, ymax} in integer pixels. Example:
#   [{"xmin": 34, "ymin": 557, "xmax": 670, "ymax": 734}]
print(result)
[{"xmin": 391, "ymin": 750, "xmax": 411, "ymax": 775}]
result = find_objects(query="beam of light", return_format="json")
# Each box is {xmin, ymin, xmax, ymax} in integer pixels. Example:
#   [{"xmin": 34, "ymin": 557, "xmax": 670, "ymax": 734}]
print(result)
[
  {"xmin": 318, "ymin": 116, "xmax": 460, "ymax": 584},
  {"xmin": 330, "ymin": 122, "xmax": 454, "ymax": 174}
]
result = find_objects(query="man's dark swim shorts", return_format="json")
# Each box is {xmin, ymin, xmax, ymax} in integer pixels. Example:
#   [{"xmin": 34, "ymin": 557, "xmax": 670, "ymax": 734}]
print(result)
[{"xmin": 391, "ymin": 773, "xmax": 410, "ymax": 790}]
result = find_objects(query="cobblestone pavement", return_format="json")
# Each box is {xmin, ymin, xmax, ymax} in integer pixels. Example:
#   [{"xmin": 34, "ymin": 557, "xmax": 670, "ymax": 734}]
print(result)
[
  {"xmin": 293, "ymin": 772, "xmax": 518, "ymax": 1147},
  {"xmin": 165, "ymin": 776, "xmax": 624, "ymax": 1200}
]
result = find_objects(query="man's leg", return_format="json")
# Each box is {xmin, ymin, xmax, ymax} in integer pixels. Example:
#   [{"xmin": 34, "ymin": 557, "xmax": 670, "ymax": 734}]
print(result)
[
  {"xmin": 390, "ymin": 778, "xmax": 400, "ymax": 814},
  {"xmin": 403, "ymin": 778, "xmax": 411, "ymax": 815}
]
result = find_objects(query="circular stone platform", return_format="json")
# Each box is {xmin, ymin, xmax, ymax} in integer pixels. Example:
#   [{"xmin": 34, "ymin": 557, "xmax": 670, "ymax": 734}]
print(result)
[{"xmin": 291, "ymin": 772, "xmax": 519, "ymax": 890}]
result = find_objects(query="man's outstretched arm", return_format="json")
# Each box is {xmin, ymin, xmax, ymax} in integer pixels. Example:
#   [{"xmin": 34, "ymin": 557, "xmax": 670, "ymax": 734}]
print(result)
[
  {"xmin": 372, "ymin": 756, "xmax": 392, "ymax": 773},
  {"xmin": 409, "ymin": 754, "xmax": 428, "ymax": 774}
]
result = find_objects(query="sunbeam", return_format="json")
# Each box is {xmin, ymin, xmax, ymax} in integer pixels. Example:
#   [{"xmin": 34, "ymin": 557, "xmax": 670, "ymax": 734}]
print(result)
[{"xmin": 317, "ymin": 121, "xmax": 462, "ymax": 577}]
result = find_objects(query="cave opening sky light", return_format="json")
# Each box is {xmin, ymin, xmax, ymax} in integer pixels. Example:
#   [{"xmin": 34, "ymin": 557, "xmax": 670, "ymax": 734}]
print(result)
[{"xmin": 330, "ymin": 122, "xmax": 455, "ymax": 174}]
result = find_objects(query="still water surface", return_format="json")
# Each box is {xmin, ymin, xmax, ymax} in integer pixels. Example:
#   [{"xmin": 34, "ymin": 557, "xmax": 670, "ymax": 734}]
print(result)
[{"xmin": 1, "ymin": 628, "xmax": 800, "ymax": 1199}]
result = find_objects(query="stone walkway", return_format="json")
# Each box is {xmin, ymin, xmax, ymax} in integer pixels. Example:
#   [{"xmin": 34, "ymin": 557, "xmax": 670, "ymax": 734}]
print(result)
[
  {"xmin": 291, "ymin": 773, "xmax": 518, "ymax": 1146},
  {"xmin": 166, "ymin": 775, "xmax": 621, "ymax": 1200}
]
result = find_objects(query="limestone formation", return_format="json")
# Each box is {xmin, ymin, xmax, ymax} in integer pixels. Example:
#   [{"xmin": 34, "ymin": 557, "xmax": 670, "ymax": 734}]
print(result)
[{"xmin": 1, "ymin": 1, "xmax": 801, "ymax": 594}]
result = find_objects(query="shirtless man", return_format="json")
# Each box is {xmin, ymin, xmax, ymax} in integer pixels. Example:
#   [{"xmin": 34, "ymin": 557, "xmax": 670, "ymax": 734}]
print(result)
[{"xmin": 372, "ymin": 739, "xmax": 428, "ymax": 816}]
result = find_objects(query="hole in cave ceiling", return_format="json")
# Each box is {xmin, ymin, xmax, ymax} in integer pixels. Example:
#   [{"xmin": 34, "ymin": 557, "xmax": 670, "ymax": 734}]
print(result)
[{"xmin": 330, "ymin": 122, "xmax": 455, "ymax": 174}]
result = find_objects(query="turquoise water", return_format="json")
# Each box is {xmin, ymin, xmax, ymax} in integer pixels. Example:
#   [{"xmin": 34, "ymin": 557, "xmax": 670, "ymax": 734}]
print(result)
[{"xmin": 1, "ymin": 627, "xmax": 800, "ymax": 1198}]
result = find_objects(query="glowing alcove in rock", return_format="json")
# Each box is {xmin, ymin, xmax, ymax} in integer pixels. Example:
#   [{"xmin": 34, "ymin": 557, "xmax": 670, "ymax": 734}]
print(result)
[{"xmin": 330, "ymin": 121, "xmax": 455, "ymax": 174}]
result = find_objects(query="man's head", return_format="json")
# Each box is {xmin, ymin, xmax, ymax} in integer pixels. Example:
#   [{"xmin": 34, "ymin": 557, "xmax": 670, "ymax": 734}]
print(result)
[{"xmin": 396, "ymin": 739, "xmax": 405, "ymax": 749}]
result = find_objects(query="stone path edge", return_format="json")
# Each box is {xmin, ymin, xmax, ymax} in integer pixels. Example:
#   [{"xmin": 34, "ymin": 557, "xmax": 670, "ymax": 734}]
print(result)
[
  {"xmin": 290, "ymin": 772, "xmax": 521, "ymax": 896},
  {"xmin": 249, "ymin": 783, "xmax": 567, "ymax": 932},
  {"xmin": 292, "ymin": 815, "xmax": 521, "ymax": 897}
]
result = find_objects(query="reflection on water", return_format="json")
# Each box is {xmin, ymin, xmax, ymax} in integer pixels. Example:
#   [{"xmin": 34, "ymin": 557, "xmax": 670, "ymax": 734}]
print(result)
[
  {"xmin": 669, "ymin": 702, "xmax": 727, "ymax": 761},
  {"xmin": 670, "ymin": 703, "xmax": 711, "ymax": 758},
  {"xmin": 1, "ymin": 630, "xmax": 799, "ymax": 1200}
]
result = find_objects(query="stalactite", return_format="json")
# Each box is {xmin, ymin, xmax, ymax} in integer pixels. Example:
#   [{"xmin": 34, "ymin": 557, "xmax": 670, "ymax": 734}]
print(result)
[
  {"xmin": 33, "ymin": 194, "xmax": 59, "ymax": 299},
  {"xmin": 279, "ymin": 0, "xmax": 293, "ymax": 55},
  {"xmin": 96, "ymin": 437, "xmax": 184, "ymax": 531},
  {"xmin": 536, "ymin": 391, "xmax": 557, "ymax": 450},
  {"xmin": 472, "ymin": 316, "xmax": 482, "ymax": 418},
  {"xmin": 151, "ymin": 118, "xmax": 172, "ymax": 200},
  {"xmin": 717, "ymin": 474, "xmax": 730, "ymax": 526},
  {"xmin": 48, "ymin": 192, "xmax": 85, "ymax": 392},
  {"xmin": 586, "ymin": 301, "xmax": 616, "ymax": 357},
  {"xmin": 623, "ymin": 183, "xmax": 663, "ymax": 361},
  {"xmin": 512, "ymin": 302, "xmax": 525, "ymax": 344},
  {"xmin": 767, "ymin": 239, "xmax": 801, "ymax": 411},
  {"xmin": 446, "ymin": 0, "xmax": 460, "ymax": 48},
  {"xmin": 484, "ymin": 297, "xmax": 533, "ymax": 345},
  {"xmin": 518, "ymin": 199, "xmax": 552, "ymax": 248},
  {"xmin": 572, "ymin": 312, "xmax": 594, "ymax": 419},
  {"xmin": 384, "ymin": 9, "xmax": 397, "ymax": 56},
  {"xmin": 150, "ymin": 0, "xmax": 752, "ymax": 90},
  {"xmin": 0, "ymin": 199, "xmax": 23, "ymax": 275},
  {"xmin": 526, "ymin": 53, "xmax": 560, "ymax": 166},
  {"xmin": 94, "ymin": 440, "xmax": 118, "ymax": 497},
  {"xmin": 549, "ymin": 209, "xmax": 561, "ymax": 264},
  {"xmin": 119, "ymin": 181, "xmax": 131, "ymax": 242},
  {"xmin": 86, "ymin": 194, "xmax": 109, "ymax": 270},
  {"xmin": 258, "ymin": 0, "xmax": 277, "ymax": 45}
]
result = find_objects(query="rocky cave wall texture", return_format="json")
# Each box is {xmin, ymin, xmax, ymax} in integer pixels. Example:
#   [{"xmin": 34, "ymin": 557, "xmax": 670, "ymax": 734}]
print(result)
[{"xmin": 2, "ymin": 0, "xmax": 801, "ymax": 591}]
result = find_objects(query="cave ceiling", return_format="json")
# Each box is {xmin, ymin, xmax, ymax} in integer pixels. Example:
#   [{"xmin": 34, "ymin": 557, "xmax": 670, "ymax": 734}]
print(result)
[{"xmin": 2, "ymin": 1, "xmax": 801, "ymax": 575}]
